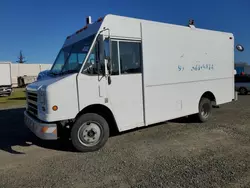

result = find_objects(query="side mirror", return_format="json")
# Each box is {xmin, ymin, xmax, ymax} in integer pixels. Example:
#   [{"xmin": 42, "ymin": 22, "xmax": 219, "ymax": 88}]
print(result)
[{"xmin": 236, "ymin": 44, "xmax": 244, "ymax": 52}]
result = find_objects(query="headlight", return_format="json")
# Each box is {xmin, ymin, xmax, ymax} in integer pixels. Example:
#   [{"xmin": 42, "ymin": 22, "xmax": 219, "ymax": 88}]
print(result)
[{"xmin": 39, "ymin": 86, "xmax": 46, "ymax": 105}]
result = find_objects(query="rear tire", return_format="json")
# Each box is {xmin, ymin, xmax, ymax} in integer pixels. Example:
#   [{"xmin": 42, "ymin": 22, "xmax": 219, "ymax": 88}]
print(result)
[
  {"xmin": 196, "ymin": 97, "xmax": 212, "ymax": 122},
  {"xmin": 71, "ymin": 113, "xmax": 109, "ymax": 152},
  {"xmin": 239, "ymin": 87, "xmax": 248, "ymax": 95}
]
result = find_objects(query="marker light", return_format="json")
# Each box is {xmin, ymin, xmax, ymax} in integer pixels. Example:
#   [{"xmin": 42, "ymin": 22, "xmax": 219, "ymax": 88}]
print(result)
[
  {"xmin": 76, "ymin": 26, "xmax": 88, "ymax": 34},
  {"xmin": 76, "ymin": 29, "xmax": 82, "ymax": 34},
  {"xmin": 52, "ymin": 105, "xmax": 58, "ymax": 111},
  {"xmin": 97, "ymin": 17, "xmax": 103, "ymax": 22},
  {"xmin": 67, "ymin": 20, "xmax": 91, "ymax": 39}
]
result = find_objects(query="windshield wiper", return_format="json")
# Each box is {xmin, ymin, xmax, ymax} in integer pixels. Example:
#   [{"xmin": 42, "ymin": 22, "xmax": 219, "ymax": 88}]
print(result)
[
  {"xmin": 49, "ymin": 71, "xmax": 60, "ymax": 76},
  {"xmin": 60, "ymin": 70, "xmax": 78, "ymax": 75}
]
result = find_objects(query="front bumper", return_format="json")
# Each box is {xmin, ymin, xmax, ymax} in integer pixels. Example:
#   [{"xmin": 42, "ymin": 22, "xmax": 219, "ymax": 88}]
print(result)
[{"xmin": 24, "ymin": 111, "xmax": 58, "ymax": 140}]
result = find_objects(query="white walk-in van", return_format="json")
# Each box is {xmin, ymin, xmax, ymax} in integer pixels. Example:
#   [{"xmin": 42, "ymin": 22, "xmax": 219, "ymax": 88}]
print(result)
[{"xmin": 24, "ymin": 14, "xmax": 244, "ymax": 152}]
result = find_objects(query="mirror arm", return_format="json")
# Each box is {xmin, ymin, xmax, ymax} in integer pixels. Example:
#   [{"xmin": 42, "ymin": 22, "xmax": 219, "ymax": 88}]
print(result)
[
  {"xmin": 98, "ymin": 27, "xmax": 112, "ymax": 84},
  {"xmin": 109, "ymin": 34, "xmax": 112, "ymax": 75}
]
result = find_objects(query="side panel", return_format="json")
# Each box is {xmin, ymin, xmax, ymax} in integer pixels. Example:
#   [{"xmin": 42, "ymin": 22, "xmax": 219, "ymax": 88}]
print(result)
[
  {"xmin": 107, "ymin": 74, "xmax": 144, "ymax": 131},
  {"xmin": 42, "ymin": 74, "xmax": 79, "ymax": 122},
  {"xmin": 77, "ymin": 73, "xmax": 145, "ymax": 133},
  {"xmin": 144, "ymin": 80, "xmax": 232, "ymax": 125},
  {"xmin": 141, "ymin": 22, "xmax": 234, "ymax": 125}
]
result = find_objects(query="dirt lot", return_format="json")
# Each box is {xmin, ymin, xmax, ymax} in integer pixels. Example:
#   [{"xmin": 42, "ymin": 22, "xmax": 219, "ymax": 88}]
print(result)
[{"xmin": 0, "ymin": 95, "xmax": 250, "ymax": 188}]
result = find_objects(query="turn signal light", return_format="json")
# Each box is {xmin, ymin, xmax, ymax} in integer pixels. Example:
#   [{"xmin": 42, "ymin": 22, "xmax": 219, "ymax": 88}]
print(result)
[
  {"xmin": 41, "ymin": 126, "xmax": 48, "ymax": 133},
  {"xmin": 52, "ymin": 105, "xmax": 58, "ymax": 111},
  {"xmin": 75, "ymin": 25, "xmax": 88, "ymax": 35}
]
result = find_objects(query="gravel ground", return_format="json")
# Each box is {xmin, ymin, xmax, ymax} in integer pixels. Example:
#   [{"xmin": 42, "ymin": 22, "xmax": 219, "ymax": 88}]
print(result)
[{"xmin": 0, "ymin": 96, "xmax": 250, "ymax": 188}]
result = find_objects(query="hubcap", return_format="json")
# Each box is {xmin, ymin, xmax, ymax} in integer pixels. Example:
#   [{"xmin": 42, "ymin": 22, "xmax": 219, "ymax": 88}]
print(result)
[
  {"xmin": 201, "ymin": 103, "xmax": 210, "ymax": 118},
  {"xmin": 78, "ymin": 121, "xmax": 102, "ymax": 147}
]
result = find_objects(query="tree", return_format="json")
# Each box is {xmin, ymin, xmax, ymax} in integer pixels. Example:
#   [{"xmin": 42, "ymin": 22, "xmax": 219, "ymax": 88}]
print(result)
[{"xmin": 16, "ymin": 50, "xmax": 27, "ymax": 63}]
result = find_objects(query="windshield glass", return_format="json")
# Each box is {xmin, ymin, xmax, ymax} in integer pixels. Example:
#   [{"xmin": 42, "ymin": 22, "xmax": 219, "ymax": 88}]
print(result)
[{"xmin": 50, "ymin": 34, "xmax": 96, "ymax": 74}]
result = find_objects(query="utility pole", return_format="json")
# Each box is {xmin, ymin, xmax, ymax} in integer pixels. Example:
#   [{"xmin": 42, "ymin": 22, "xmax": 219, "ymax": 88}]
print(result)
[{"xmin": 16, "ymin": 50, "xmax": 27, "ymax": 63}]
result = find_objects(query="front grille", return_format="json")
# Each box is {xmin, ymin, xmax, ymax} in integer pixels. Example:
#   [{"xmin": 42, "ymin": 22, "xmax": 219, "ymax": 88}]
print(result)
[{"xmin": 27, "ymin": 91, "xmax": 38, "ymax": 117}]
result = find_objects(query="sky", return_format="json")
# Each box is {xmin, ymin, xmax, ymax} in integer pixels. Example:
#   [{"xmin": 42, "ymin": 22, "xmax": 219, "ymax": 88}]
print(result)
[{"xmin": 0, "ymin": 0, "xmax": 249, "ymax": 64}]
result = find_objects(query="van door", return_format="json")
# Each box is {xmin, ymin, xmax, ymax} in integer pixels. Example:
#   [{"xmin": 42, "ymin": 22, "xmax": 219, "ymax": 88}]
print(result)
[
  {"xmin": 78, "ymin": 38, "xmax": 108, "ymax": 110},
  {"xmin": 105, "ymin": 39, "xmax": 144, "ymax": 131}
]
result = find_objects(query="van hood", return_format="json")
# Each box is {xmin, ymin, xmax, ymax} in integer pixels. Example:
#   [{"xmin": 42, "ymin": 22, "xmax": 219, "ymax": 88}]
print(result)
[
  {"xmin": 26, "ymin": 73, "xmax": 77, "ymax": 92},
  {"xmin": 37, "ymin": 70, "xmax": 52, "ymax": 81}
]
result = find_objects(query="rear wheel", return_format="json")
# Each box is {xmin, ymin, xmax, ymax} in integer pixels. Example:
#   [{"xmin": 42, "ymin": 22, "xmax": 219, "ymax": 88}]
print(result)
[
  {"xmin": 71, "ymin": 113, "xmax": 109, "ymax": 152},
  {"xmin": 239, "ymin": 87, "xmax": 248, "ymax": 95},
  {"xmin": 196, "ymin": 97, "xmax": 212, "ymax": 122}
]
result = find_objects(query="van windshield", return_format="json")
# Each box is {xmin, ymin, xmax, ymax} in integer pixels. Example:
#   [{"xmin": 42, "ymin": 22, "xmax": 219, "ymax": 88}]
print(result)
[{"xmin": 50, "ymin": 34, "xmax": 95, "ymax": 75}]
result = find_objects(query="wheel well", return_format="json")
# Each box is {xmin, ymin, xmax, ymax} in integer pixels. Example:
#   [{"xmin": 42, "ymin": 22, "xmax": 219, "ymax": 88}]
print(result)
[
  {"xmin": 200, "ymin": 91, "xmax": 216, "ymax": 104},
  {"xmin": 76, "ymin": 104, "xmax": 119, "ymax": 134}
]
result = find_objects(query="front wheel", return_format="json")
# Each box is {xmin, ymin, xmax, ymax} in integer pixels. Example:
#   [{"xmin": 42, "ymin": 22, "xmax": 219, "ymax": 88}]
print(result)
[
  {"xmin": 71, "ymin": 113, "xmax": 109, "ymax": 152},
  {"xmin": 196, "ymin": 97, "xmax": 212, "ymax": 122}
]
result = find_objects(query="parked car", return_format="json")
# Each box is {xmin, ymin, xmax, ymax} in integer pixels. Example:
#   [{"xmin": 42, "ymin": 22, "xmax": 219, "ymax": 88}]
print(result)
[{"xmin": 235, "ymin": 74, "xmax": 250, "ymax": 95}]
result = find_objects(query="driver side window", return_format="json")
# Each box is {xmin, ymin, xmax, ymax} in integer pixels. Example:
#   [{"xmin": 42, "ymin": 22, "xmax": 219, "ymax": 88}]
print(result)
[
  {"xmin": 104, "ymin": 39, "xmax": 119, "ymax": 75},
  {"xmin": 65, "ymin": 53, "xmax": 83, "ymax": 71},
  {"xmin": 82, "ymin": 42, "xmax": 102, "ymax": 75}
]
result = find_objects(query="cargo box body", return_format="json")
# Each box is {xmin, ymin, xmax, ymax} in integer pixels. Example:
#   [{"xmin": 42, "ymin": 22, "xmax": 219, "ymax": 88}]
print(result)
[{"xmin": 0, "ymin": 62, "xmax": 12, "ymax": 96}]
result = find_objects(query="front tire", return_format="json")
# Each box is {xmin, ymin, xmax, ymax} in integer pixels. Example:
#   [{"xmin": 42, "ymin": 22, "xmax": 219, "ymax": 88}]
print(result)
[
  {"xmin": 71, "ymin": 113, "xmax": 109, "ymax": 152},
  {"xmin": 196, "ymin": 97, "xmax": 212, "ymax": 122}
]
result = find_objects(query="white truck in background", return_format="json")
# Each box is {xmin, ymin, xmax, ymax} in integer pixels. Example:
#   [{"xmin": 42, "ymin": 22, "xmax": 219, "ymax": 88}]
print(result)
[
  {"xmin": 0, "ymin": 62, "xmax": 12, "ymax": 96},
  {"xmin": 17, "ymin": 75, "xmax": 37, "ymax": 87},
  {"xmin": 10, "ymin": 63, "xmax": 52, "ymax": 87},
  {"xmin": 24, "ymin": 14, "xmax": 244, "ymax": 152}
]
